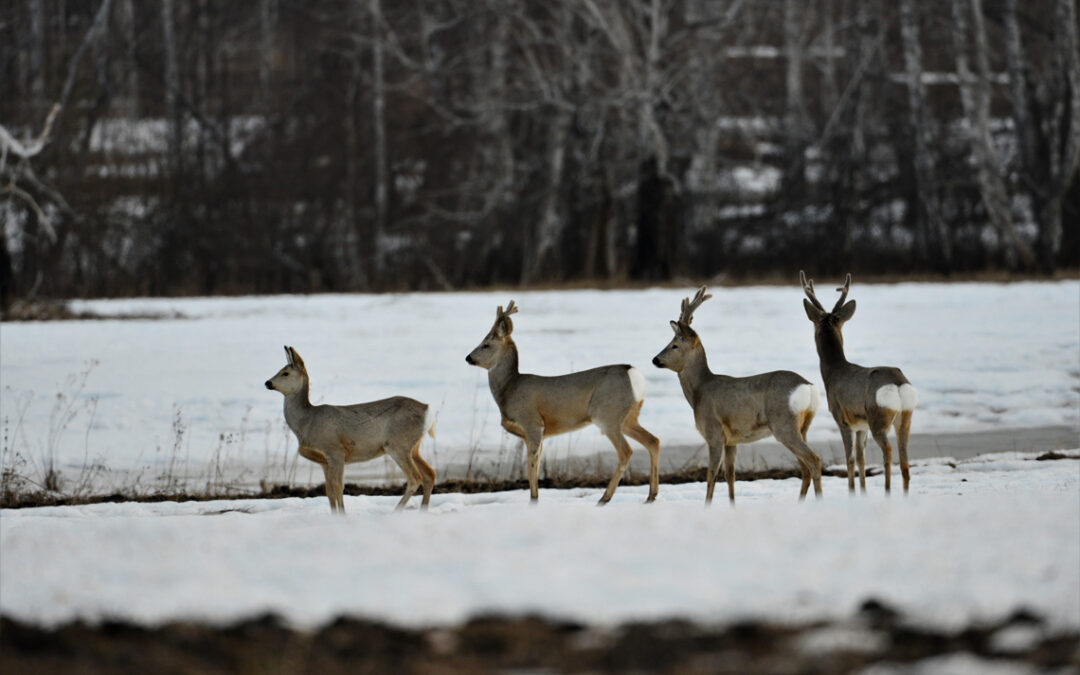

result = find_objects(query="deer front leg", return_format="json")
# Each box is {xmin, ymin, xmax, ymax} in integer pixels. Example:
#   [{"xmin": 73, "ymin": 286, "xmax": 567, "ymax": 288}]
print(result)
[
  {"xmin": 723, "ymin": 444, "xmax": 737, "ymax": 504},
  {"xmin": 325, "ymin": 458, "xmax": 346, "ymax": 514},
  {"xmin": 523, "ymin": 426, "xmax": 545, "ymax": 503},
  {"xmin": 705, "ymin": 441, "xmax": 723, "ymax": 504}
]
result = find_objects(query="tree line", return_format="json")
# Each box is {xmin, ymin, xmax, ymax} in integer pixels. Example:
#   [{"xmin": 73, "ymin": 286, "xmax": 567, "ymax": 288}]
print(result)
[{"xmin": 1, "ymin": 0, "xmax": 1077, "ymax": 305}]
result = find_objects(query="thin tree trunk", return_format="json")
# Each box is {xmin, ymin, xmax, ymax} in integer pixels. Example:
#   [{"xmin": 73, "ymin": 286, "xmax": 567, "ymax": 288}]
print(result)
[
  {"xmin": 783, "ymin": 0, "xmax": 807, "ymax": 199},
  {"xmin": 900, "ymin": 0, "xmax": 950, "ymax": 270},
  {"xmin": 950, "ymin": 0, "xmax": 1035, "ymax": 269},
  {"xmin": 120, "ymin": 0, "xmax": 139, "ymax": 116},
  {"xmin": 1039, "ymin": 0, "xmax": 1080, "ymax": 270},
  {"xmin": 523, "ymin": 108, "xmax": 571, "ymax": 284},
  {"xmin": 259, "ymin": 0, "xmax": 275, "ymax": 105},
  {"xmin": 28, "ymin": 0, "xmax": 46, "ymax": 99},
  {"xmin": 161, "ymin": 0, "xmax": 181, "ymax": 177},
  {"xmin": 370, "ymin": 0, "xmax": 388, "ymax": 284}
]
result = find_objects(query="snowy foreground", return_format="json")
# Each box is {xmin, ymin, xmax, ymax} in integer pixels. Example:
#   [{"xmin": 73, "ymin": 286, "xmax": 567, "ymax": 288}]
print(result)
[
  {"xmin": 0, "ymin": 281, "xmax": 1077, "ymax": 492},
  {"xmin": 2, "ymin": 452, "xmax": 1078, "ymax": 632}
]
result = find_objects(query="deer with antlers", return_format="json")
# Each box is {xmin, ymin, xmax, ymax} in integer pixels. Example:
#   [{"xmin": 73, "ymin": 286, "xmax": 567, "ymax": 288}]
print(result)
[
  {"xmin": 466, "ymin": 301, "xmax": 661, "ymax": 504},
  {"xmin": 799, "ymin": 272, "xmax": 917, "ymax": 494},
  {"xmin": 265, "ymin": 346, "xmax": 437, "ymax": 513},
  {"xmin": 652, "ymin": 287, "xmax": 823, "ymax": 503}
]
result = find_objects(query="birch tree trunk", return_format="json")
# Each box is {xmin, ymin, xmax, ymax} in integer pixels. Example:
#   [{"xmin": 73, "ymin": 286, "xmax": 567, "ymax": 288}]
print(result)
[
  {"xmin": 950, "ymin": 0, "xmax": 1034, "ymax": 269},
  {"xmin": 523, "ymin": 108, "xmax": 571, "ymax": 283},
  {"xmin": 900, "ymin": 0, "xmax": 950, "ymax": 270},
  {"xmin": 259, "ymin": 0, "xmax": 275, "ymax": 105}
]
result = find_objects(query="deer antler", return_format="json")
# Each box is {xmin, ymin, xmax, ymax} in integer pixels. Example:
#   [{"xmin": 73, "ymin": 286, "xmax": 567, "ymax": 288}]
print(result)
[
  {"xmin": 800, "ymin": 270, "xmax": 825, "ymax": 311},
  {"xmin": 832, "ymin": 273, "xmax": 851, "ymax": 312},
  {"xmin": 496, "ymin": 300, "xmax": 518, "ymax": 321},
  {"xmin": 679, "ymin": 287, "xmax": 712, "ymax": 325}
]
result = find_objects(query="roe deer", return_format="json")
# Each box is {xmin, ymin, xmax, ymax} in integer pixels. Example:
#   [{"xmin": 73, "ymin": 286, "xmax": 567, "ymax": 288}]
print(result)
[
  {"xmin": 652, "ymin": 287, "xmax": 823, "ymax": 503},
  {"xmin": 265, "ymin": 346, "xmax": 436, "ymax": 513},
  {"xmin": 466, "ymin": 301, "xmax": 661, "ymax": 504},
  {"xmin": 800, "ymin": 272, "xmax": 917, "ymax": 494}
]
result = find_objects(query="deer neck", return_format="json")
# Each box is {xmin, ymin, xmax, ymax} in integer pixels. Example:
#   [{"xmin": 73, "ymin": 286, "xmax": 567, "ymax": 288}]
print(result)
[
  {"xmin": 815, "ymin": 325, "xmax": 849, "ymax": 381},
  {"xmin": 676, "ymin": 347, "xmax": 712, "ymax": 407},
  {"xmin": 282, "ymin": 381, "xmax": 314, "ymax": 434},
  {"xmin": 487, "ymin": 341, "xmax": 520, "ymax": 409}
]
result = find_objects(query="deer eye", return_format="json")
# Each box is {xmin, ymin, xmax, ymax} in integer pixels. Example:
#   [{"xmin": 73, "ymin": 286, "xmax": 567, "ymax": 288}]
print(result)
[
  {"xmin": 281, "ymin": 372, "xmax": 289, "ymax": 376},
  {"xmin": 671, "ymin": 344, "xmax": 679, "ymax": 350}
]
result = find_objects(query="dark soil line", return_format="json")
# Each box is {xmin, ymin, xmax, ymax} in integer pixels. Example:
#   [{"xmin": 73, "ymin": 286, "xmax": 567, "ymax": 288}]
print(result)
[
  {"xmin": 7, "ymin": 452, "xmax": 1074, "ymax": 509},
  {"xmin": 2, "ymin": 600, "xmax": 1075, "ymax": 674},
  {"xmin": 1, "ymin": 466, "xmax": 854, "ymax": 509}
]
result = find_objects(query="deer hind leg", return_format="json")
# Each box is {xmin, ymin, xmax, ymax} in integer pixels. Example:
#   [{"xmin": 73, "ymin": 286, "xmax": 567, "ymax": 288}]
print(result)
[
  {"xmin": 838, "ymin": 425, "xmax": 856, "ymax": 492},
  {"xmin": 800, "ymin": 411, "xmax": 823, "ymax": 493},
  {"xmin": 705, "ymin": 442, "xmax": 723, "ymax": 504},
  {"xmin": 623, "ymin": 409, "xmax": 661, "ymax": 503},
  {"xmin": 386, "ymin": 444, "xmax": 422, "ymax": 511},
  {"xmin": 411, "ymin": 441, "xmax": 437, "ymax": 509},
  {"xmin": 774, "ymin": 425, "xmax": 823, "ymax": 501},
  {"xmin": 870, "ymin": 411, "xmax": 897, "ymax": 494},
  {"xmin": 894, "ymin": 410, "xmax": 912, "ymax": 494},
  {"xmin": 723, "ymin": 445, "xmax": 737, "ymax": 504},
  {"xmin": 598, "ymin": 427, "xmax": 634, "ymax": 505}
]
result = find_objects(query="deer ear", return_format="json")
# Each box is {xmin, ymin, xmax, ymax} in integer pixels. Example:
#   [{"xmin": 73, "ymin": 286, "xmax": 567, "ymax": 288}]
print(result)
[
  {"xmin": 495, "ymin": 317, "xmax": 513, "ymax": 338},
  {"xmin": 835, "ymin": 299, "xmax": 856, "ymax": 322},
  {"xmin": 288, "ymin": 347, "xmax": 307, "ymax": 371},
  {"xmin": 803, "ymin": 299, "xmax": 826, "ymax": 322},
  {"xmin": 284, "ymin": 345, "xmax": 293, "ymax": 364}
]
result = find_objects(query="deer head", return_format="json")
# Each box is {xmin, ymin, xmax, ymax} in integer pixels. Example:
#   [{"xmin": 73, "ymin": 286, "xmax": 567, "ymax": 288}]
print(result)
[
  {"xmin": 265, "ymin": 345, "xmax": 309, "ymax": 395},
  {"xmin": 653, "ymin": 287, "xmax": 712, "ymax": 372},
  {"xmin": 800, "ymin": 271, "xmax": 856, "ymax": 343},
  {"xmin": 465, "ymin": 301, "xmax": 519, "ymax": 369}
]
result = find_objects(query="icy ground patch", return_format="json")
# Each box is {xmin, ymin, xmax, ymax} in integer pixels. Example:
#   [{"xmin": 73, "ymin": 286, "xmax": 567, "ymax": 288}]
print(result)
[
  {"xmin": 2, "ymin": 452, "xmax": 1077, "ymax": 631},
  {"xmin": 0, "ymin": 282, "xmax": 1077, "ymax": 491}
]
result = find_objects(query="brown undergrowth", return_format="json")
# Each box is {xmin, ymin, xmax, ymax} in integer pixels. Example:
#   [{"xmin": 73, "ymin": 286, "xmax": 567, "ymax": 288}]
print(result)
[{"xmin": 1, "ymin": 601, "xmax": 1076, "ymax": 674}]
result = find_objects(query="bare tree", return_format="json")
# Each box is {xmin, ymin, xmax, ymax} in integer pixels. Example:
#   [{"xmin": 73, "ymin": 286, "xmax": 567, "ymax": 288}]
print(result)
[
  {"xmin": 900, "ymin": 0, "xmax": 950, "ymax": 270},
  {"xmin": 950, "ymin": 0, "xmax": 1035, "ymax": 269}
]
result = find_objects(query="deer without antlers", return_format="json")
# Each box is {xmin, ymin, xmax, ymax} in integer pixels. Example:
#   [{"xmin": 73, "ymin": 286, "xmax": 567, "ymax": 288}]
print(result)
[
  {"xmin": 800, "ymin": 272, "xmax": 918, "ymax": 494},
  {"xmin": 652, "ymin": 287, "xmax": 823, "ymax": 503},
  {"xmin": 466, "ymin": 301, "xmax": 661, "ymax": 504},
  {"xmin": 265, "ymin": 346, "xmax": 437, "ymax": 513}
]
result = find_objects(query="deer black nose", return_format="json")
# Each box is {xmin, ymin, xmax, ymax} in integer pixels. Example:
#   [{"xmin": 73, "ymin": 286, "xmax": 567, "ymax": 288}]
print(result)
[
  {"xmin": 652, "ymin": 357, "xmax": 662, "ymax": 367},
  {"xmin": 265, "ymin": 380, "xmax": 274, "ymax": 389},
  {"xmin": 465, "ymin": 355, "xmax": 475, "ymax": 365}
]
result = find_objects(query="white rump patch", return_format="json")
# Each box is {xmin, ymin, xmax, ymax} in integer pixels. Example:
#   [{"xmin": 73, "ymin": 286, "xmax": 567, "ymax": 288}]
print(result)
[
  {"xmin": 627, "ymin": 367, "xmax": 646, "ymax": 403},
  {"xmin": 899, "ymin": 383, "xmax": 918, "ymax": 411},
  {"xmin": 875, "ymin": 385, "xmax": 901, "ymax": 411},
  {"xmin": 788, "ymin": 384, "xmax": 819, "ymax": 414},
  {"xmin": 423, "ymin": 406, "xmax": 437, "ymax": 439}
]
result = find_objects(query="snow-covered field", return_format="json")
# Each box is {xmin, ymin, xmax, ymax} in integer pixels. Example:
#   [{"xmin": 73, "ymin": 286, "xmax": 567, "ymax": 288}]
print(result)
[
  {"xmin": 0, "ymin": 281, "xmax": 1077, "ymax": 492},
  {"xmin": 2, "ymin": 451, "xmax": 1078, "ymax": 631}
]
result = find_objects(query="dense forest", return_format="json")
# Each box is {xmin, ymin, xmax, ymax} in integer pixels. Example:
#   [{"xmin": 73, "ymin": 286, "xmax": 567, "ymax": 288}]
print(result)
[{"xmin": 1, "ymin": 0, "xmax": 1078, "ymax": 304}]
